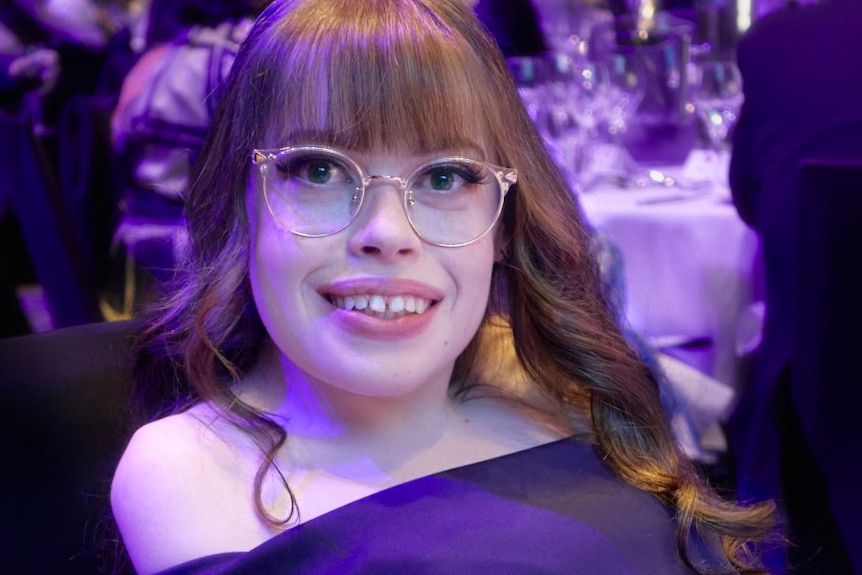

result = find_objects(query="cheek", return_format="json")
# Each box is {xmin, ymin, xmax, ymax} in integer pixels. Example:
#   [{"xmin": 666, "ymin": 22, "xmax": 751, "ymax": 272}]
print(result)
[
  {"xmin": 248, "ymin": 206, "xmax": 333, "ymax": 342},
  {"xmin": 452, "ymin": 243, "xmax": 497, "ymax": 324},
  {"xmin": 248, "ymin": 186, "xmax": 300, "ymax": 288},
  {"xmin": 248, "ymin": 199, "xmax": 300, "ymax": 330},
  {"xmin": 249, "ymin": 228, "xmax": 282, "ymax": 333}
]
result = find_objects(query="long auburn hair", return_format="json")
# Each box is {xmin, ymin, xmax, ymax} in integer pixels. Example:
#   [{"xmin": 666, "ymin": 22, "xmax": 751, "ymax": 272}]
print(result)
[{"xmin": 131, "ymin": 0, "xmax": 776, "ymax": 572}]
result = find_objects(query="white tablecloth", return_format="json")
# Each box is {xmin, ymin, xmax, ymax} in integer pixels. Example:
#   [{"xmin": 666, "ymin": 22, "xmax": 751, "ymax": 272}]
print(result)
[{"xmin": 578, "ymin": 182, "xmax": 761, "ymax": 391}]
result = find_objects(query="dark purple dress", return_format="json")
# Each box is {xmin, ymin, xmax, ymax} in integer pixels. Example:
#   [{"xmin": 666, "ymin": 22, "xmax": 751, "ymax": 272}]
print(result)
[{"xmin": 158, "ymin": 438, "xmax": 733, "ymax": 574}]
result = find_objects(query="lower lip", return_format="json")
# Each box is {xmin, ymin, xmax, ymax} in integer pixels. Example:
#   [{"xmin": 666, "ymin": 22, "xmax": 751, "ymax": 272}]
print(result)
[{"xmin": 330, "ymin": 305, "xmax": 437, "ymax": 339}]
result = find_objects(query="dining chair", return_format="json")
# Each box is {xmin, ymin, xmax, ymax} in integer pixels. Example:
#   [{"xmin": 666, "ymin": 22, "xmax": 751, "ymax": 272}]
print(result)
[
  {"xmin": 0, "ymin": 319, "xmax": 141, "ymax": 574},
  {"xmin": 791, "ymin": 157, "xmax": 862, "ymax": 572},
  {"xmin": 57, "ymin": 93, "xmax": 122, "ymax": 294},
  {"xmin": 0, "ymin": 97, "xmax": 103, "ymax": 328}
]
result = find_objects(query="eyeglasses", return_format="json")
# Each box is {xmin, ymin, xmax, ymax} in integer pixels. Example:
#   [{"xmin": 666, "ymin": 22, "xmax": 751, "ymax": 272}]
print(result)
[{"xmin": 251, "ymin": 145, "xmax": 517, "ymax": 247}]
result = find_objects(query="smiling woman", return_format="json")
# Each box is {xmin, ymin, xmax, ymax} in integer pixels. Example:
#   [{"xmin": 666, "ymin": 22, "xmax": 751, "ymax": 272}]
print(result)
[{"xmin": 109, "ymin": 1, "xmax": 776, "ymax": 574}]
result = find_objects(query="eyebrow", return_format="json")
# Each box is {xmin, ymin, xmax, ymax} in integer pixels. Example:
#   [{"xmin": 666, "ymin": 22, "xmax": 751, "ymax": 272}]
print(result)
[
  {"xmin": 270, "ymin": 131, "xmax": 487, "ymax": 160},
  {"xmin": 274, "ymin": 129, "xmax": 339, "ymax": 146},
  {"xmin": 429, "ymin": 138, "xmax": 486, "ymax": 159}
]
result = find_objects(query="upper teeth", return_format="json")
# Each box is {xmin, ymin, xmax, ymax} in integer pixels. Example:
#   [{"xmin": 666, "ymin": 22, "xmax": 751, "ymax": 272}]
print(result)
[{"xmin": 333, "ymin": 294, "xmax": 430, "ymax": 315}]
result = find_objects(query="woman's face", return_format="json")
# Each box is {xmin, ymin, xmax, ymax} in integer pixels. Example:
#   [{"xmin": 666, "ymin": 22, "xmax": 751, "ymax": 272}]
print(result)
[{"xmin": 248, "ymin": 145, "xmax": 500, "ymax": 399}]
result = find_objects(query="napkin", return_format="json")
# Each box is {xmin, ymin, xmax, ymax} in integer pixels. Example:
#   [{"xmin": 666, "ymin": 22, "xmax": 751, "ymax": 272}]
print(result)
[{"xmin": 680, "ymin": 148, "xmax": 732, "ymax": 201}]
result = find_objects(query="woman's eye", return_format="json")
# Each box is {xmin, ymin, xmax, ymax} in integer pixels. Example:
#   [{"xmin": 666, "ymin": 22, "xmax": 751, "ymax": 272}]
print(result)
[
  {"xmin": 429, "ymin": 169, "xmax": 456, "ymax": 191},
  {"xmin": 276, "ymin": 156, "xmax": 350, "ymax": 185},
  {"xmin": 305, "ymin": 161, "xmax": 333, "ymax": 184},
  {"xmin": 418, "ymin": 164, "xmax": 483, "ymax": 192}
]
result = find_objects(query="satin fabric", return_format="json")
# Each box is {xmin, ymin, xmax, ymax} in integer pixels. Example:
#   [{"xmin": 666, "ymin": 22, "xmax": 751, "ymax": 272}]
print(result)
[{"xmin": 158, "ymin": 438, "xmax": 730, "ymax": 574}]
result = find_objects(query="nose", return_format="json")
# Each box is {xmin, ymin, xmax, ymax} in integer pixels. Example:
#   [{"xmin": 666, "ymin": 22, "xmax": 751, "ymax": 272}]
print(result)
[{"xmin": 347, "ymin": 181, "xmax": 422, "ymax": 260}]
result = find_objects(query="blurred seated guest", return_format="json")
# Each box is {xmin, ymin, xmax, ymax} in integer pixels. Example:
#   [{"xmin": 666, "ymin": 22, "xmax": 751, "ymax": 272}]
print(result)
[
  {"xmin": 10, "ymin": 0, "xmax": 108, "ymax": 50},
  {"xmin": 0, "ymin": 16, "xmax": 59, "ymax": 338},
  {"xmin": 142, "ymin": 0, "xmax": 263, "ymax": 47},
  {"xmin": 1, "ymin": 0, "xmax": 115, "ymax": 128},
  {"xmin": 92, "ymin": 1, "xmax": 151, "ymax": 96},
  {"xmin": 0, "ymin": 46, "xmax": 58, "ymax": 115},
  {"xmin": 107, "ymin": 0, "xmax": 269, "ymax": 317},
  {"xmin": 727, "ymin": 0, "xmax": 862, "ymax": 573},
  {"xmin": 110, "ymin": 1, "xmax": 776, "ymax": 573},
  {"xmin": 1, "ymin": 2, "xmax": 52, "ymax": 117},
  {"xmin": 5, "ymin": 44, "xmax": 57, "ymax": 83}
]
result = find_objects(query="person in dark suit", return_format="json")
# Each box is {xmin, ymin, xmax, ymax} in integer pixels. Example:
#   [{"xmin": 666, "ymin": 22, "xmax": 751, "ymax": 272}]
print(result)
[{"xmin": 727, "ymin": 1, "xmax": 862, "ymax": 573}]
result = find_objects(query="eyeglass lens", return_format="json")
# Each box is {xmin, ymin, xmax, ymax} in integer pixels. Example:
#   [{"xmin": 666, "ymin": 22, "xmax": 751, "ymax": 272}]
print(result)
[{"xmin": 260, "ymin": 148, "xmax": 503, "ymax": 246}]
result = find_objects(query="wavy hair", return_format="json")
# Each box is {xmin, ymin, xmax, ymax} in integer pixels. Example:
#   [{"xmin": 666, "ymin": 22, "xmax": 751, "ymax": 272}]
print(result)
[{"xmin": 131, "ymin": 0, "xmax": 776, "ymax": 572}]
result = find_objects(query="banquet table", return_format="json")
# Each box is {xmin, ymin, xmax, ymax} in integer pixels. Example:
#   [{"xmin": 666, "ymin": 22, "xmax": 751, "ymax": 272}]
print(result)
[{"xmin": 576, "ymin": 164, "xmax": 762, "ymax": 392}]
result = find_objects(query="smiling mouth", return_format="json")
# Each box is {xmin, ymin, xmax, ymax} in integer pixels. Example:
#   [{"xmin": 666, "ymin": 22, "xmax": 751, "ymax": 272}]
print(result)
[{"xmin": 326, "ymin": 294, "xmax": 436, "ymax": 319}]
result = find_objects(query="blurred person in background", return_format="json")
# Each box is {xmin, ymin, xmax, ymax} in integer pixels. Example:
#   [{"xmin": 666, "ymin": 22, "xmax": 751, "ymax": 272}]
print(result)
[
  {"xmin": 1, "ymin": 6, "xmax": 61, "ymax": 338},
  {"xmin": 106, "ymin": 0, "xmax": 270, "ymax": 317},
  {"xmin": 727, "ymin": 0, "xmax": 862, "ymax": 573},
  {"xmin": 0, "ymin": 0, "xmax": 125, "ymax": 127},
  {"xmin": 1, "ymin": 1, "xmax": 144, "ymax": 334}
]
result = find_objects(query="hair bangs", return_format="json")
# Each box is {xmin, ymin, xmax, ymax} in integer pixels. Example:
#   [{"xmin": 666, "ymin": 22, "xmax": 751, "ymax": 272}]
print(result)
[{"xmin": 258, "ymin": 0, "xmax": 492, "ymax": 156}]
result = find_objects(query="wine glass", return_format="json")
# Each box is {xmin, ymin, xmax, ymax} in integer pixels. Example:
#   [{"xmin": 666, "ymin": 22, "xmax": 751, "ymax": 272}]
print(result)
[
  {"xmin": 567, "ymin": 57, "xmax": 609, "ymax": 140},
  {"xmin": 600, "ymin": 48, "xmax": 646, "ymax": 139},
  {"xmin": 545, "ymin": 52, "xmax": 584, "ymax": 142},
  {"xmin": 689, "ymin": 60, "xmax": 743, "ymax": 151},
  {"xmin": 587, "ymin": 15, "xmax": 648, "ymax": 139},
  {"xmin": 565, "ymin": 57, "xmax": 612, "ymax": 184},
  {"xmin": 570, "ymin": 49, "xmax": 645, "ymax": 188}
]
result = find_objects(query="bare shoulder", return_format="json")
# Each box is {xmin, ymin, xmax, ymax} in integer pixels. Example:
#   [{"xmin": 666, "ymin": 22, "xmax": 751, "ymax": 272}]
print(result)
[
  {"xmin": 111, "ymin": 407, "xmax": 269, "ymax": 574},
  {"xmin": 112, "ymin": 409, "xmax": 223, "ymax": 501}
]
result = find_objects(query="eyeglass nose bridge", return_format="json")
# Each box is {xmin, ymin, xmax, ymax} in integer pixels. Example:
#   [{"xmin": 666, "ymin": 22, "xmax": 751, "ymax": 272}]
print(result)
[
  {"xmin": 363, "ymin": 174, "xmax": 410, "ymax": 189},
  {"xmin": 362, "ymin": 174, "xmax": 415, "ymax": 207}
]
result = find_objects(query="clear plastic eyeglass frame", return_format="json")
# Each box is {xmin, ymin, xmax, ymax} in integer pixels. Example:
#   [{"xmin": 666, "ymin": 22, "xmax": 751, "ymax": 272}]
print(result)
[{"xmin": 251, "ymin": 145, "xmax": 517, "ymax": 248}]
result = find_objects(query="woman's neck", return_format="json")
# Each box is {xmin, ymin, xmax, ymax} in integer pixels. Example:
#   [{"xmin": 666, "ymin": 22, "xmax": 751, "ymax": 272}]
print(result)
[
  {"xmin": 230, "ymin": 340, "xmax": 575, "ymax": 485},
  {"xmin": 236, "ymin": 341, "xmax": 456, "ymax": 446}
]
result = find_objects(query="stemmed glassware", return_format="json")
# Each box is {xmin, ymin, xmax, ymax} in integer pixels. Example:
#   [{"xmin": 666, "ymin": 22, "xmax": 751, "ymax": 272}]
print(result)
[
  {"xmin": 599, "ymin": 47, "xmax": 646, "ymax": 142},
  {"xmin": 689, "ymin": 60, "xmax": 743, "ymax": 152},
  {"xmin": 569, "ymin": 19, "xmax": 648, "ymax": 188},
  {"xmin": 569, "ymin": 47, "xmax": 645, "ymax": 188},
  {"xmin": 509, "ymin": 52, "xmax": 598, "ymax": 185},
  {"xmin": 545, "ymin": 52, "xmax": 584, "ymax": 142},
  {"xmin": 567, "ymin": 57, "xmax": 609, "ymax": 144},
  {"xmin": 509, "ymin": 53, "xmax": 586, "ymax": 146},
  {"xmin": 509, "ymin": 29, "xmax": 648, "ymax": 190},
  {"xmin": 687, "ymin": 59, "xmax": 743, "ymax": 186},
  {"xmin": 566, "ymin": 56, "xmax": 614, "ymax": 186}
]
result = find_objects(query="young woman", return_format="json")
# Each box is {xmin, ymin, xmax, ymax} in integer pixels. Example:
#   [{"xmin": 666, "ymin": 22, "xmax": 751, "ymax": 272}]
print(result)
[{"xmin": 111, "ymin": 1, "xmax": 775, "ymax": 573}]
